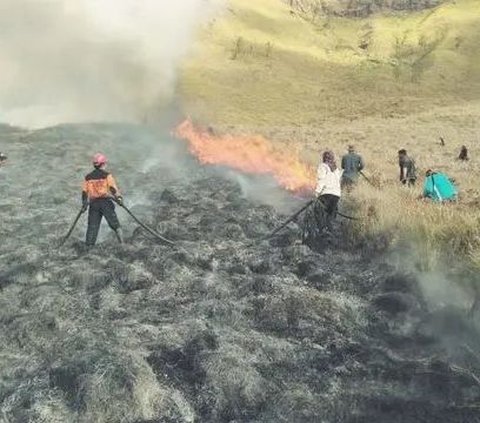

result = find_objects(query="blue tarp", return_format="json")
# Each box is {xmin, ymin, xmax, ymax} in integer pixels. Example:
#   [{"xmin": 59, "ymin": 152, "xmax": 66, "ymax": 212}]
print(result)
[{"xmin": 423, "ymin": 172, "xmax": 458, "ymax": 202}]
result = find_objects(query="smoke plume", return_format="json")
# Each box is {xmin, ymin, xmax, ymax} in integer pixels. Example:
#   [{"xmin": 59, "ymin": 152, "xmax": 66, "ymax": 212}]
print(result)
[{"xmin": 0, "ymin": 0, "xmax": 220, "ymax": 128}]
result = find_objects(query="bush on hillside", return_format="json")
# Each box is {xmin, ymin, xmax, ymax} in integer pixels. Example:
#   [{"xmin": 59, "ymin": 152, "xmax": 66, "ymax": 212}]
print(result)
[{"xmin": 286, "ymin": 0, "xmax": 445, "ymax": 17}]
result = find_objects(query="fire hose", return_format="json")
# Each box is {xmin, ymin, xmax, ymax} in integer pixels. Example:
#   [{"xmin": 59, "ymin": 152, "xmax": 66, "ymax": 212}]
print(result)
[
  {"xmin": 113, "ymin": 199, "xmax": 175, "ymax": 247},
  {"xmin": 59, "ymin": 206, "xmax": 85, "ymax": 247},
  {"xmin": 260, "ymin": 199, "xmax": 315, "ymax": 240},
  {"xmin": 60, "ymin": 199, "xmax": 175, "ymax": 247},
  {"xmin": 262, "ymin": 197, "xmax": 359, "ymax": 240},
  {"xmin": 359, "ymin": 170, "xmax": 376, "ymax": 187}
]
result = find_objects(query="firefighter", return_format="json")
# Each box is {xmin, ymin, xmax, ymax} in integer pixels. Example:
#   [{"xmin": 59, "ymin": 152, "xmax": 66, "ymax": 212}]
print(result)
[
  {"xmin": 341, "ymin": 145, "xmax": 364, "ymax": 189},
  {"xmin": 82, "ymin": 153, "xmax": 123, "ymax": 246}
]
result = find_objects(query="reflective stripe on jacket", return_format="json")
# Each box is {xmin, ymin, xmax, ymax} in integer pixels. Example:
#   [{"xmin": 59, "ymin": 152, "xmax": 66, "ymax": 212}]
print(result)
[{"xmin": 82, "ymin": 168, "xmax": 119, "ymax": 201}]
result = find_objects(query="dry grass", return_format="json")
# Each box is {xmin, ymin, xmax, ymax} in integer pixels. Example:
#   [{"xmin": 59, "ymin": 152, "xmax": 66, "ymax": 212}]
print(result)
[
  {"xmin": 179, "ymin": 0, "xmax": 480, "ymax": 279},
  {"xmin": 199, "ymin": 102, "xmax": 480, "ymax": 279},
  {"xmin": 180, "ymin": 0, "xmax": 480, "ymax": 125}
]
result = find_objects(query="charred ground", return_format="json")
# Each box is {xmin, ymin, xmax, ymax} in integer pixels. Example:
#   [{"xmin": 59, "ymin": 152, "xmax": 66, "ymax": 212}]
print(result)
[{"xmin": 0, "ymin": 124, "xmax": 479, "ymax": 422}]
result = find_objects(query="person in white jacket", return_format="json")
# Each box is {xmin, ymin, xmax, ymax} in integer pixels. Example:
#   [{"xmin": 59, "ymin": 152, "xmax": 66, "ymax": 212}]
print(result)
[{"xmin": 314, "ymin": 150, "xmax": 342, "ymax": 230}]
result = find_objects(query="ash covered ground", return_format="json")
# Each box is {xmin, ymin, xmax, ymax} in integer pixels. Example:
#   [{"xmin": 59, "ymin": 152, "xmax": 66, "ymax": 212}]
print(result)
[{"xmin": 0, "ymin": 124, "xmax": 479, "ymax": 422}]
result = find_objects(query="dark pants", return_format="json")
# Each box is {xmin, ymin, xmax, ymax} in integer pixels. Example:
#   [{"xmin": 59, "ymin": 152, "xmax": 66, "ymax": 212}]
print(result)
[
  {"xmin": 302, "ymin": 194, "xmax": 340, "ymax": 249},
  {"xmin": 341, "ymin": 177, "xmax": 356, "ymax": 192},
  {"xmin": 86, "ymin": 199, "xmax": 120, "ymax": 246},
  {"xmin": 316, "ymin": 194, "xmax": 340, "ymax": 227},
  {"xmin": 402, "ymin": 178, "xmax": 416, "ymax": 187}
]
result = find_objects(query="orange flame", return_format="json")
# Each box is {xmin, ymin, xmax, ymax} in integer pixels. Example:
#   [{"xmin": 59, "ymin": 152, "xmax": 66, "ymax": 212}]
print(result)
[{"xmin": 174, "ymin": 119, "xmax": 315, "ymax": 194}]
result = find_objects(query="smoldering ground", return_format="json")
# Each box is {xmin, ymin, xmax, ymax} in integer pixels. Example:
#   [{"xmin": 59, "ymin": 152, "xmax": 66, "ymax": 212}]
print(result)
[
  {"xmin": 0, "ymin": 0, "xmax": 222, "ymax": 128},
  {"xmin": 0, "ymin": 123, "xmax": 479, "ymax": 422}
]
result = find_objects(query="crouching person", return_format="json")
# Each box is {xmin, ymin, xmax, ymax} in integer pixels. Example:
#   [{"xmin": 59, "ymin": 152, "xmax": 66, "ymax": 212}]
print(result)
[
  {"xmin": 82, "ymin": 153, "xmax": 124, "ymax": 246},
  {"xmin": 422, "ymin": 169, "xmax": 458, "ymax": 203}
]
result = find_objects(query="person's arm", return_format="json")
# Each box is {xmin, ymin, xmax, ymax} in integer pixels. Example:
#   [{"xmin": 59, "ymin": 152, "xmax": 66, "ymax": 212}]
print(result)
[
  {"xmin": 358, "ymin": 155, "xmax": 364, "ymax": 171},
  {"xmin": 81, "ymin": 180, "xmax": 88, "ymax": 211},
  {"xmin": 107, "ymin": 174, "xmax": 119, "ymax": 196},
  {"xmin": 399, "ymin": 163, "xmax": 406, "ymax": 181},
  {"xmin": 107, "ymin": 174, "xmax": 123, "ymax": 203},
  {"xmin": 341, "ymin": 156, "xmax": 346, "ymax": 170},
  {"xmin": 315, "ymin": 164, "xmax": 327, "ymax": 196}
]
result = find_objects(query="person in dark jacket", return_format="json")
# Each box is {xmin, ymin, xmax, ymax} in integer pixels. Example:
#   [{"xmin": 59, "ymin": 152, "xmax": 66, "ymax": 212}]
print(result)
[
  {"xmin": 458, "ymin": 145, "xmax": 469, "ymax": 161},
  {"xmin": 341, "ymin": 145, "xmax": 364, "ymax": 188},
  {"xmin": 398, "ymin": 149, "xmax": 417, "ymax": 186},
  {"xmin": 82, "ymin": 153, "xmax": 123, "ymax": 246}
]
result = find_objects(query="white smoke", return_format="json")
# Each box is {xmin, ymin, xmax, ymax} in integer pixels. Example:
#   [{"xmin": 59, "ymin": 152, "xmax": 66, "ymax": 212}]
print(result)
[{"xmin": 0, "ymin": 0, "xmax": 220, "ymax": 128}]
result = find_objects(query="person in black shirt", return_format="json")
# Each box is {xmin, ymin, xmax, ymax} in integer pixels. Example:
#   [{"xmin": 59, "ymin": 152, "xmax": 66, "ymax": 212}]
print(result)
[
  {"xmin": 458, "ymin": 145, "xmax": 469, "ymax": 161},
  {"xmin": 398, "ymin": 149, "xmax": 417, "ymax": 186}
]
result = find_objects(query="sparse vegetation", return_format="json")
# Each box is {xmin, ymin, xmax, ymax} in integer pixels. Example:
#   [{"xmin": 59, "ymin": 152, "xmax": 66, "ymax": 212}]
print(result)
[
  {"xmin": 230, "ymin": 36, "xmax": 274, "ymax": 60},
  {"xmin": 285, "ymin": 0, "xmax": 447, "ymax": 18},
  {"xmin": 181, "ymin": 0, "xmax": 480, "ymax": 124}
]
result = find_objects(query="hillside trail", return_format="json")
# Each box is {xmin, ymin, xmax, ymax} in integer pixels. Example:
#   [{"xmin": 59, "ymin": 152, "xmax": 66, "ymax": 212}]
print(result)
[{"xmin": 0, "ymin": 124, "xmax": 479, "ymax": 422}]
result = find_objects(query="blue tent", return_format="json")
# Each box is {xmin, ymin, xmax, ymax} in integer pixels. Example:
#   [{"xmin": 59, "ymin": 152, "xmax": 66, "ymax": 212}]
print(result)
[{"xmin": 423, "ymin": 172, "xmax": 458, "ymax": 202}]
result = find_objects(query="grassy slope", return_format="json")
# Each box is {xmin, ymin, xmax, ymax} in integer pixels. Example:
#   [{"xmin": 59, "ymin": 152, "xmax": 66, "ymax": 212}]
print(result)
[
  {"xmin": 179, "ymin": 0, "xmax": 480, "ymax": 277},
  {"xmin": 180, "ymin": 0, "xmax": 480, "ymax": 126}
]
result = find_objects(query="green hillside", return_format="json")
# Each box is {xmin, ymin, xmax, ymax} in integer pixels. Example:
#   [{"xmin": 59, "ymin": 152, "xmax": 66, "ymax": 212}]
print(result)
[{"xmin": 180, "ymin": 0, "xmax": 480, "ymax": 126}]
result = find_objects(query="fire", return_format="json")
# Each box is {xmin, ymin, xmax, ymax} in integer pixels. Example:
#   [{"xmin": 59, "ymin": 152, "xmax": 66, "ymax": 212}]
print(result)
[{"xmin": 174, "ymin": 119, "xmax": 316, "ymax": 194}]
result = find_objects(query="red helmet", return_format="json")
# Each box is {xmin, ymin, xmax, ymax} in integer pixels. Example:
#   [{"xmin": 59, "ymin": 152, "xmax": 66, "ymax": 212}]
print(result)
[{"xmin": 93, "ymin": 153, "xmax": 107, "ymax": 166}]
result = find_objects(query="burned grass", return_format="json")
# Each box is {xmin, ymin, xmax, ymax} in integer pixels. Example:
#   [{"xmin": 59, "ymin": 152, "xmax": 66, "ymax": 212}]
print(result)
[{"xmin": 0, "ymin": 124, "xmax": 479, "ymax": 422}]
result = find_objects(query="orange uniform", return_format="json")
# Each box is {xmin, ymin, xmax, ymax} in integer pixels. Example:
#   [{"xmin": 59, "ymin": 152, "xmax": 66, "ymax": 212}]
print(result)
[
  {"xmin": 82, "ymin": 168, "xmax": 119, "ymax": 201},
  {"xmin": 81, "ymin": 167, "xmax": 122, "ymax": 246}
]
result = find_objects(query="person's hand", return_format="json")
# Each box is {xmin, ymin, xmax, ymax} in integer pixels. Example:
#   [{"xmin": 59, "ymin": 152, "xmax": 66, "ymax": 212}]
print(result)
[
  {"xmin": 115, "ymin": 195, "xmax": 124, "ymax": 206},
  {"xmin": 81, "ymin": 202, "xmax": 88, "ymax": 213}
]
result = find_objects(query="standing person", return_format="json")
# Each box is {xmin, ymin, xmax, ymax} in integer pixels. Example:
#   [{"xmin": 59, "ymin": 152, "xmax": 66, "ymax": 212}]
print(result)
[
  {"xmin": 314, "ymin": 150, "xmax": 342, "ymax": 231},
  {"xmin": 458, "ymin": 145, "xmax": 469, "ymax": 161},
  {"xmin": 398, "ymin": 149, "xmax": 417, "ymax": 186},
  {"xmin": 341, "ymin": 145, "xmax": 364, "ymax": 189},
  {"xmin": 82, "ymin": 153, "xmax": 124, "ymax": 246}
]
